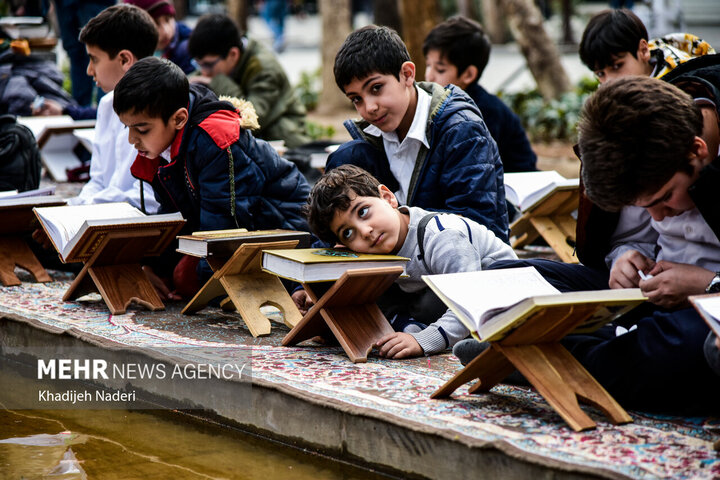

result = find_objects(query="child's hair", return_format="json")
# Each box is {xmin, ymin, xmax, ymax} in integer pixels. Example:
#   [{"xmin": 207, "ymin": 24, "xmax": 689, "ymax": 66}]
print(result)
[
  {"xmin": 306, "ymin": 165, "xmax": 382, "ymax": 243},
  {"xmin": 78, "ymin": 4, "xmax": 158, "ymax": 60},
  {"xmin": 113, "ymin": 57, "xmax": 189, "ymax": 123},
  {"xmin": 578, "ymin": 76, "xmax": 702, "ymax": 211},
  {"xmin": 579, "ymin": 8, "xmax": 648, "ymax": 71},
  {"xmin": 188, "ymin": 14, "xmax": 243, "ymax": 59},
  {"xmin": 422, "ymin": 16, "xmax": 491, "ymax": 83},
  {"xmin": 334, "ymin": 25, "xmax": 410, "ymax": 91}
]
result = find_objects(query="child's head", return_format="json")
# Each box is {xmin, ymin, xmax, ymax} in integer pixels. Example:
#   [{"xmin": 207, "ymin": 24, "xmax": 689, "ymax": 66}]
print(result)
[
  {"xmin": 124, "ymin": 0, "xmax": 178, "ymax": 51},
  {"xmin": 579, "ymin": 8, "xmax": 652, "ymax": 83},
  {"xmin": 307, "ymin": 165, "xmax": 408, "ymax": 254},
  {"xmin": 79, "ymin": 4, "xmax": 158, "ymax": 93},
  {"xmin": 333, "ymin": 25, "xmax": 417, "ymax": 135},
  {"xmin": 113, "ymin": 57, "xmax": 189, "ymax": 159},
  {"xmin": 423, "ymin": 16, "xmax": 490, "ymax": 89},
  {"xmin": 188, "ymin": 14, "xmax": 243, "ymax": 78},
  {"xmin": 578, "ymin": 76, "xmax": 706, "ymax": 220}
]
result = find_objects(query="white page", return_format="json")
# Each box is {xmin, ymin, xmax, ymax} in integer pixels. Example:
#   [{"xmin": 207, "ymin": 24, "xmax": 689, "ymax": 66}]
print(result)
[
  {"xmin": 423, "ymin": 267, "xmax": 560, "ymax": 331},
  {"xmin": 693, "ymin": 296, "xmax": 720, "ymax": 337},
  {"xmin": 34, "ymin": 202, "xmax": 144, "ymax": 254},
  {"xmin": 504, "ymin": 171, "xmax": 578, "ymax": 211}
]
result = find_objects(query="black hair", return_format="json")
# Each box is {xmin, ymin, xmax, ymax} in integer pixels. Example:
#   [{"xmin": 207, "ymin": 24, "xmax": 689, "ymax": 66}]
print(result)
[
  {"xmin": 579, "ymin": 8, "xmax": 648, "ymax": 71},
  {"xmin": 113, "ymin": 57, "xmax": 189, "ymax": 123},
  {"xmin": 423, "ymin": 16, "xmax": 491, "ymax": 82},
  {"xmin": 78, "ymin": 4, "xmax": 158, "ymax": 60},
  {"xmin": 188, "ymin": 13, "xmax": 243, "ymax": 59},
  {"xmin": 306, "ymin": 165, "xmax": 382, "ymax": 244},
  {"xmin": 334, "ymin": 25, "xmax": 410, "ymax": 91}
]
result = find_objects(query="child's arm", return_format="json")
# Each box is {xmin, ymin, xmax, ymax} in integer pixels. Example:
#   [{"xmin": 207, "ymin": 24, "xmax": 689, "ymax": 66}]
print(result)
[{"xmin": 291, "ymin": 289, "xmax": 314, "ymax": 315}]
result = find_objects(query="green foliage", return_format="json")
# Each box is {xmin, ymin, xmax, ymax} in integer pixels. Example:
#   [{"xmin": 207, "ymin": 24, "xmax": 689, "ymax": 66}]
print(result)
[
  {"xmin": 499, "ymin": 77, "xmax": 599, "ymax": 142},
  {"xmin": 295, "ymin": 68, "xmax": 321, "ymax": 112},
  {"xmin": 306, "ymin": 120, "xmax": 335, "ymax": 141}
]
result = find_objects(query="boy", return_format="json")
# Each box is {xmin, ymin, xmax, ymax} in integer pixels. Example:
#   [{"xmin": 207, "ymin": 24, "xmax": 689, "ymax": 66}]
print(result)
[
  {"xmin": 187, "ymin": 14, "xmax": 309, "ymax": 149},
  {"xmin": 566, "ymin": 76, "xmax": 720, "ymax": 412},
  {"xmin": 113, "ymin": 57, "xmax": 310, "ymax": 290},
  {"xmin": 579, "ymin": 8, "xmax": 714, "ymax": 84},
  {"xmin": 303, "ymin": 164, "xmax": 517, "ymax": 358},
  {"xmin": 330, "ymin": 25, "xmax": 509, "ymax": 243},
  {"xmin": 67, "ymin": 4, "xmax": 160, "ymax": 213},
  {"xmin": 124, "ymin": 0, "xmax": 194, "ymax": 74},
  {"xmin": 423, "ymin": 16, "xmax": 537, "ymax": 173}
]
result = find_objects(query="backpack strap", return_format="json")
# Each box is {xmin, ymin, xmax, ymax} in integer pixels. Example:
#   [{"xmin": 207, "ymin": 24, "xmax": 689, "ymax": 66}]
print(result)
[{"xmin": 416, "ymin": 213, "xmax": 437, "ymax": 272}]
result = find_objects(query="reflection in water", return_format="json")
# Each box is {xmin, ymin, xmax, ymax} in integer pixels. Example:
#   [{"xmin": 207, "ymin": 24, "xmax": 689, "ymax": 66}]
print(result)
[{"xmin": 0, "ymin": 367, "xmax": 394, "ymax": 479}]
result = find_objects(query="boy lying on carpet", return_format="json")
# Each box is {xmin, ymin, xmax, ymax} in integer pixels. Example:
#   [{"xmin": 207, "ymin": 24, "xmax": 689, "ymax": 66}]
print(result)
[{"xmin": 296, "ymin": 164, "xmax": 516, "ymax": 359}]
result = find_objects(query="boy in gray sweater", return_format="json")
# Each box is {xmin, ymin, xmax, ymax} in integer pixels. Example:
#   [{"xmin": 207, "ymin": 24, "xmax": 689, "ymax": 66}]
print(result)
[{"xmin": 302, "ymin": 165, "xmax": 517, "ymax": 358}]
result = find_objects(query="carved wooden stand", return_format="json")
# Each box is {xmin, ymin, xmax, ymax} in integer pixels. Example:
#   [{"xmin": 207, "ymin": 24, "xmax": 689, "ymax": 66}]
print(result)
[
  {"xmin": 64, "ymin": 230, "xmax": 169, "ymax": 314},
  {"xmin": 432, "ymin": 303, "xmax": 633, "ymax": 431},
  {"xmin": 0, "ymin": 236, "xmax": 52, "ymax": 286},
  {"xmin": 282, "ymin": 266, "xmax": 404, "ymax": 363},
  {"xmin": 182, "ymin": 240, "xmax": 302, "ymax": 337},
  {"xmin": 510, "ymin": 189, "xmax": 579, "ymax": 263}
]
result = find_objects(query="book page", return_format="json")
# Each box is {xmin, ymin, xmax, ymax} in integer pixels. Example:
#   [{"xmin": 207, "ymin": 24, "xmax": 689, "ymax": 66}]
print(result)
[
  {"xmin": 34, "ymin": 203, "xmax": 144, "ymax": 254},
  {"xmin": 692, "ymin": 296, "xmax": 720, "ymax": 337},
  {"xmin": 423, "ymin": 267, "xmax": 560, "ymax": 331},
  {"xmin": 504, "ymin": 171, "xmax": 579, "ymax": 211}
]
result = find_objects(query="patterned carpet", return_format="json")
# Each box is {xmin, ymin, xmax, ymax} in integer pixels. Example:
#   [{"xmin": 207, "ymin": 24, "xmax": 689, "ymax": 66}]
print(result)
[{"xmin": 1, "ymin": 271, "xmax": 719, "ymax": 479}]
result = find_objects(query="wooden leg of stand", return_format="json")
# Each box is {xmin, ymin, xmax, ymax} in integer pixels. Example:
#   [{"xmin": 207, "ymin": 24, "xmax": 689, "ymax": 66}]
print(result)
[
  {"xmin": 0, "ymin": 237, "xmax": 52, "ymax": 286},
  {"xmin": 63, "ymin": 263, "xmax": 99, "ymax": 302},
  {"xmin": 529, "ymin": 217, "xmax": 578, "ymax": 263},
  {"xmin": 498, "ymin": 344, "xmax": 597, "ymax": 431},
  {"xmin": 87, "ymin": 263, "xmax": 165, "ymax": 315},
  {"xmin": 319, "ymin": 303, "xmax": 394, "ymax": 363},
  {"xmin": 182, "ymin": 276, "xmax": 227, "ymax": 314},
  {"xmin": 540, "ymin": 343, "xmax": 632, "ymax": 425},
  {"xmin": 221, "ymin": 272, "xmax": 302, "ymax": 337},
  {"xmin": 431, "ymin": 345, "xmax": 515, "ymax": 398}
]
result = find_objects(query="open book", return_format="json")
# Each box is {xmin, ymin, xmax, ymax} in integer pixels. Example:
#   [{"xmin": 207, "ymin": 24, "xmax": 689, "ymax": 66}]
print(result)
[
  {"xmin": 504, "ymin": 171, "xmax": 579, "ymax": 212},
  {"xmin": 0, "ymin": 194, "xmax": 66, "ymax": 236},
  {"xmin": 18, "ymin": 116, "xmax": 95, "ymax": 182},
  {"xmin": 262, "ymin": 248, "xmax": 409, "ymax": 283},
  {"xmin": 689, "ymin": 294, "xmax": 720, "ymax": 338},
  {"xmin": 177, "ymin": 228, "xmax": 311, "ymax": 257},
  {"xmin": 423, "ymin": 267, "xmax": 646, "ymax": 342},
  {"xmin": 34, "ymin": 202, "xmax": 184, "ymax": 262}
]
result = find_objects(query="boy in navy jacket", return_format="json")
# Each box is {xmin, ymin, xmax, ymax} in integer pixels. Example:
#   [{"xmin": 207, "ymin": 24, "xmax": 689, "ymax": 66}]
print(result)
[
  {"xmin": 329, "ymin": 25, "xmax": 509, "ymax": 243},
  {"xmin": 113, "ymin": 57, "xmax": 310, "ymax": 295}
]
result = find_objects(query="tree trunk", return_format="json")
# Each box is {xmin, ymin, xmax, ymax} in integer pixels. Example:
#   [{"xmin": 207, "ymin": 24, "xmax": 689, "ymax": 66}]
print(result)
[
  {"xmin": 399, "ymin": 0, "xmax": 440, "ymax": 81},
  {"xmin": 374, "ymin": 0, "xmax": 402, "ymax": 36},
  {"xmin": 561, "ymin": 0, "xmax": 573, "ymax": 44},
  {"xmin": 504, "ymin": 0, "xmax": 570, "ymax": 100},
  {"xmin": 457, "ymin": 0, "xmax": 479, "ymax": 21},
  {"xmin": 226, "ymin": 0, "xmax": 249, "ymax": 33},
  {"xmin": 480, "ymin": 0, "xmax": 511, "ymax": 44},
  {"xmin": 318, "ymin": 0, "xmax": 353, "ymax": 114}
]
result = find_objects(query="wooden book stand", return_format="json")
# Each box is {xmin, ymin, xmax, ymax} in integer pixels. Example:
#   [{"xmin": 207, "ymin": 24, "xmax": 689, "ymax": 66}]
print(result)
[
  {"xmin": 282, "ymin": 266, "xmax": 404, "ymax": 363},
  {"xmin": 432, "ymin": 303, "xmax": 632, "ymax": 431},
  {"xmin": 510, "ymin": 189, "xmax": 579, "ymax": 263},
  {"xmin": 0, "ymin": 236, "xmax": 52, "ymax": 286},
  {"xmin": 182, "ymin": 240, "xmax": 302, "ymax": 337},
  {"xmin": 64, "ymin": 229, "xmax": 176, "ymax": 315}
]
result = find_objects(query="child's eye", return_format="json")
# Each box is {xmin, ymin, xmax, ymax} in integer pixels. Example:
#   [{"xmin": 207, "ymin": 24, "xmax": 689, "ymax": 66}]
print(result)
[
  {"xmin": 595, "ymin": 71, "xmax": 605, "ymax": 79},
  {"xmin": 612, "ymin": 62, "xmax": 623, "ymax": 71},
  {"xmin": 358, "ymin": 206, "xmax": 369, "ymax": 218},
  {"xmin": 341, "ymin": 228, "xmax": 354, "ymax": 240},
  {"xmin": 371, "ymin": 84, "xmax": 382, "ymax": 94},
  {"xmin": 350, "ymin": 96, "xmax": 361, "ymax": 105},
  {"xmin": 136, "ymin": 129, "xmax": 149, "ymax": 135}
]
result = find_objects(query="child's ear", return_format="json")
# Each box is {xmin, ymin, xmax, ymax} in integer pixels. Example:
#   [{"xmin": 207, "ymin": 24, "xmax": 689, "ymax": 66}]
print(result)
[
  {"xmin": 689, "ymin": 135, "xmax": 710, "ymax": 171},
  {"xmin": 227, "ymin": 46, "xmax": 241, "ymax": 64},
  {"xmin": 400, "ymin": 61, "xmax": 416, "ymax": 86},
  {"xmin": 378, "ymin": 184, "xmax": 399, "ymax": 208},
  {"xmin": 170, "ymin": 107, "xmax": 189, "ymax": 131},
  {"xmin": 637, "ymin": 39, "xmax": 651, "ymax": 63},
  {"xmin": 118, "ymin": 49, "xmax": 136, "ymax": 72},
  {"xmin": 458, "ymin": 65, "xmax": 478, "ymax": 89}
]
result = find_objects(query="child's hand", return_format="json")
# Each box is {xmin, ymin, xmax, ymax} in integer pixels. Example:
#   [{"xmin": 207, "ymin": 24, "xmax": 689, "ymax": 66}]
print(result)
[
  {"xmin": 291, "ymin": 289, "xmax": 314, "ymax": 315},
  {"xmin": 376, "ymin": 332, "xmax": 423, "ymax": 359},
  {"xmin": 609, "ymin": 249, "xmax": 655, "ymax": 289},
  {"xmin": 142, "ymin": 265, "xmax": 182, "ymax": 301}
]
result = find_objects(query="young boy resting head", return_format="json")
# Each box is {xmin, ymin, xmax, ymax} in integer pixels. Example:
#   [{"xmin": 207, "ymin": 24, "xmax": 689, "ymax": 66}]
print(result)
[
  {"xmin": 304, "ymin": 164, "xmax": 517, "ymax": 359},
  {"xmin": 423, "ymin": 16, "xmax": 536, "ymax": 173},
  {"xmin": 329, "ymin": 25, "xmax": 509, "ymax": 243},
  {"xmin": 579, "ymin": 8, "xmax": 714, "ymax": 84},
  {"xmin": 113, "ymin": 57, "xmax": 310, "ymax": 295}
]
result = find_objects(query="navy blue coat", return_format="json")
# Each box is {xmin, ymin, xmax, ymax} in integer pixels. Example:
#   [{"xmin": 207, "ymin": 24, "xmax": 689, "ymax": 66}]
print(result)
[
  {"xmin": 130, "ymin": 84, "xmax": 310, "ymax": 236},
  {"xmin": 330, "ymin": 82, "xmax": 509, "ymax": 242},
  {"xmin": 465, "ymin": 82, "xmax": 537, "ymax": 173}
]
